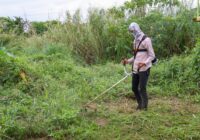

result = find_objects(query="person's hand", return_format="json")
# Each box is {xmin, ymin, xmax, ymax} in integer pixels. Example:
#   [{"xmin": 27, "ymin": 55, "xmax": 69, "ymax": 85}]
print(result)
[
  {"xmin": 138, "ymin": 63, "xmax": 146, "ymax": 69},
  {"xmin": 121, "ymin": 59, "xmax": 128, "ymax": 65}
]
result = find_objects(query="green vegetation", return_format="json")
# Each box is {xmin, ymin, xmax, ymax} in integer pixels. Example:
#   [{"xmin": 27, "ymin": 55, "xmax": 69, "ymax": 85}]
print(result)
[{"xmin": 0, "ymin": 0, "xmax": 200, "ymax": 139}]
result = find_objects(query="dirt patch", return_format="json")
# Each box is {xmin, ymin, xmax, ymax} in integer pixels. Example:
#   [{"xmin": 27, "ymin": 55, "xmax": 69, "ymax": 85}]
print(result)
[
  {"xmin": 150, "ymin": 96, "xmax": 200, "ymax": 114},
  {"xmin": 101, "ymin": 95, "xmax": 200, "ymax": 114},
  {"xmin": 104, "ymin": 97, "xmax": 136, "ymax": 113},
  {"xmin": 28, "ymin": 138, "xmax": 50, "ymax": 140},
  {"xmin": 83, "ymin": 103, "xmax": 98, "ymax": 112},
  {"xmin": 95, "ymin": 118, "xmax": 109, "ymax": 127}
]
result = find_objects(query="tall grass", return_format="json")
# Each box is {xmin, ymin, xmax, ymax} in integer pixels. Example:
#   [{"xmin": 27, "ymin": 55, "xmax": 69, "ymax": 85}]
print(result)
[
  {"xmin": 149, "ymin": 39, "xmax": 200, "ymax": 100},
  {"xmin": 37, "ymin": 7, "xmax": 200, "ymax": 64}
]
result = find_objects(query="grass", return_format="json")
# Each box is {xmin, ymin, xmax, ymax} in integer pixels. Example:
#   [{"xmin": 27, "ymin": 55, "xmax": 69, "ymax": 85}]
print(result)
[
  {"xmin": 80, "ymin": 95, "xmax": 200, "ymax": 140},
  {"xmin": 0, "ymin": 36, "xmax": 200, "ymax": 139},
  {"xmin": 1, "ymin": 4, "xmax": 200, "ymax": 139}
]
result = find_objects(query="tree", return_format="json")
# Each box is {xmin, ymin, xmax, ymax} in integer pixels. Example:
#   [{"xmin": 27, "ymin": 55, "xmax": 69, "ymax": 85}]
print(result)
[
  {"xmin": 0, "ymin": 17, "xmax": 25, "ymax": 35},
  {"xmin": 13, "ymin": 17, "xmax": 25, "ymax": 35},
  {"xmin": 31, "ymin": 22, "xmax": 48, "ymax": 35}
]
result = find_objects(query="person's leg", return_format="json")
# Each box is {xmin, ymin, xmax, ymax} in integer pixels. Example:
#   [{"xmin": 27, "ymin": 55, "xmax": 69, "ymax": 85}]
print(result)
[
  {"xmin": 132, "ymin": 73, "xmax": 142, "ymax": 109},
  {"xmin": 139, "ymin": 69, "xmax": 150, "ymax": 110}
]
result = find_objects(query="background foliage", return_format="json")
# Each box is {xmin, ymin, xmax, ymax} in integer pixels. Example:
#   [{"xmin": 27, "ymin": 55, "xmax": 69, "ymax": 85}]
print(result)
[{"xmin": 0, "ymin": 0, "xmax": 200, "ymax": 139}]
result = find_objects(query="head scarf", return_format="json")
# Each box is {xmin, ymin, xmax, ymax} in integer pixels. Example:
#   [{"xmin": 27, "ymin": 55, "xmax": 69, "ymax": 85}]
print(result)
[{"xmin": 128, "ymin": 22, "xmax": 145, "ymax": 42}]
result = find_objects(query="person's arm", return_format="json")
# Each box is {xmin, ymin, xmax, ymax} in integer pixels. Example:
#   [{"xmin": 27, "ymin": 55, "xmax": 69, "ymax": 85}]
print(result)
[
  {"xmin": 121, "ymin": 57, "xmax": 134, "ymax": 65},
  {"xmin": 122, "ymin": 40, "xmax": 135, "ymax": 65},
  {"xmin": 144, "ymin": 38, "xmax": 155, "ymax": 65},
  {"xmin": 127, "ymin": 57, "xmax": 134, "ymax": 64}
]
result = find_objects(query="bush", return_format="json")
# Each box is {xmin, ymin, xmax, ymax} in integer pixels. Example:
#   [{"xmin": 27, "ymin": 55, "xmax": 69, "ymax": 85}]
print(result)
[
  {"xmin": 0, "ymin": 34, "xmax": 16, "ymax": 46},
  {"xmin": 31, "ymin": 22, "xmax": 48, "ymax": 35},
  {"xmin": 149, "ymin": 39, "xmax": 200, "ymax": 98},
  {"xmin": 0, "ymin": 49, "xmax": 21, "ymax": 85}
]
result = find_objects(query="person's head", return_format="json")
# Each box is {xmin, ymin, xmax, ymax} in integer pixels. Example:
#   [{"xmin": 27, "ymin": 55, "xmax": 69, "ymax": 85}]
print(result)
[{"xmin": 128, "ymin": 22, "xmax": 144, "ymax": 40}]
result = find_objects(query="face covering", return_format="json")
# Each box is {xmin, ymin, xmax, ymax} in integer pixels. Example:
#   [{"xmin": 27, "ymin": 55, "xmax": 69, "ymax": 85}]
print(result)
[{"xmin": 129, "ymin": 22, "xmax": 144, "ymax": 41}]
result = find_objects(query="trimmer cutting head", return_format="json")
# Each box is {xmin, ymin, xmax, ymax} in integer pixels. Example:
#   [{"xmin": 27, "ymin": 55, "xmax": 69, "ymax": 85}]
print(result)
[{"xmin": 81, "ymin": 103, "xmax": 97, "ymax": 112}]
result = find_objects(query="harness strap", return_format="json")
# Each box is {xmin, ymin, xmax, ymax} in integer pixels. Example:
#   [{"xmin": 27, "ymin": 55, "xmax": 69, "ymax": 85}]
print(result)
[
  {"xmin": 132, "ymin": 35, "xmax": 147, "ymax": 72},
  {"xmin": 133, "ymin": 35, "xmax": 147, "ymax": 59},
  {"xmin": 133, "ymin": 49, "xmax": 147, "ymax": 53}
]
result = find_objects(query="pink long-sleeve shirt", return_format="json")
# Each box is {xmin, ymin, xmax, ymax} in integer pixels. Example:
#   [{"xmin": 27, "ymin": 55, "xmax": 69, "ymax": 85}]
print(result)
[{"xmin": 128, "ymin": 36, "xmax": 155, "ymax": 73}]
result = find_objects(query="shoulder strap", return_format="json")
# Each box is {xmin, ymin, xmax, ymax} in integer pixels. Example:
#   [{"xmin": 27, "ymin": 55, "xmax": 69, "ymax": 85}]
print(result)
[
  {"xmin": 132, "ymin": 35, "xmax": 147, "ymax": 72},
  {"xmin": 134, "ymin": 35, "xmax": 147, "ymax": 59}
]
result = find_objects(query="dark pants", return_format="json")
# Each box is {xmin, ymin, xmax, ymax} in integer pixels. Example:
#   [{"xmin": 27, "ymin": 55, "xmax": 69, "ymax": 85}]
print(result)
[{"xmin": 132, "ymin": 68, "xmax": 150, "ymax": 109}]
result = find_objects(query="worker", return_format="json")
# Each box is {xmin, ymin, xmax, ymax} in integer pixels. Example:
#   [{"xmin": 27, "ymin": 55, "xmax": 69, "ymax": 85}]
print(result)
[{"xmin": 122, "ymin": 22, "xmax": 155, "ymax": 110}]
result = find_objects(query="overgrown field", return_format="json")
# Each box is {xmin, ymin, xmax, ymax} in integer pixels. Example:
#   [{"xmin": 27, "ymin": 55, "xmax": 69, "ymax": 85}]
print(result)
[
  {"xmin": 0, "ymin": 0, "xmax": 200, "ymax": 139},
  {"xmin": 0, "ymin": 36, "xmax": 199, "ymax": 139}
]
